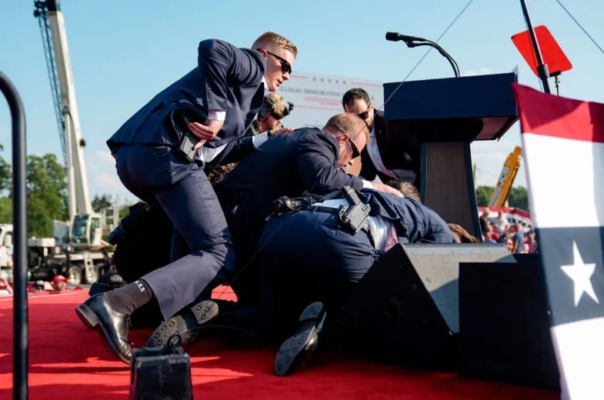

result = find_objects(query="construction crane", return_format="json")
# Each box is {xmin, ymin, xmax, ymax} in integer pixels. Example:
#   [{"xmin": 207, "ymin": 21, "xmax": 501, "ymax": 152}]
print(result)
[
  {"xmin": 33, "ymin": 0, "xmax": 102, "ymax": 248},
  {"xmin": 488, "ymin": 145, "xmax": 522, "ymax": 208},
  {"xmin": 30, "ymin": 0, "xmax": 115, "ymax": 284}
]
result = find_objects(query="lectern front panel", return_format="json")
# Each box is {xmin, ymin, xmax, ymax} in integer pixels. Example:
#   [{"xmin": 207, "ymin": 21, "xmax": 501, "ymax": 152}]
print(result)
[{"xmin": 422, "ymin": 142, "xmax": 480, "ymax": 238}]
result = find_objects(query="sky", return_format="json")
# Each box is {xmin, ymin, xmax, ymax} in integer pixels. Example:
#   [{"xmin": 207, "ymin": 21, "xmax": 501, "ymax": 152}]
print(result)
[{"xmin": 1, "ymin": 0, "xmax": 603, "ymax": 206}]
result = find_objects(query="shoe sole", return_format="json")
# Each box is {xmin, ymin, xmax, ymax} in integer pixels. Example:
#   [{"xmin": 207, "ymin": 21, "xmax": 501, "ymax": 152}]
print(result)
[
  {"xmin": 274, "ymin": 301, "xmax": 325, "ymax": 377},
  {"xmin": 146, "ymin": 300, "xmax": 219, "ymax": 348},
  {"xmin": 75, "ymin": 302, "xmax": 132, "ymax": 364}
]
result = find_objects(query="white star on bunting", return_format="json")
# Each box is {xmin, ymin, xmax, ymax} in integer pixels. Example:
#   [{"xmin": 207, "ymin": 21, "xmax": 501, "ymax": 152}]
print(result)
[{"xmin": 560, "ymin": 242, "xmax": 599, "ymax": 307}]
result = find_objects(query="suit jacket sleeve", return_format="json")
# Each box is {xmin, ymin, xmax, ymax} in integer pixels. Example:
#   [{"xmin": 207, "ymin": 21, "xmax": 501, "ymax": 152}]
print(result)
[
  {"xmin": 296, "ymin": 134, "xmax": 364, "ymax": 193},
  {"xmin": 358, "ymin": 190, "xmax": 456, "ymax": 244},
  {"xmin": 211, "ymin": 124, "xmax": 262, "ymax": 166},
  {"xmin": 217, "ymin": 136, "xmax": 256, "ymax": 165},
  {"xmin": 197, "ymin": 40, "xmax": 263, "ymax": 112},
  {"xmin": 416, "ymin": 225, "xmax": 456, "ymax": 244}
]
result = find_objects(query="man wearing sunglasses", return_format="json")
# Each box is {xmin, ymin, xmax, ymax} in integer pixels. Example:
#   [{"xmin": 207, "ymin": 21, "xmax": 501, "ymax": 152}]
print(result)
[
  {"xmin": 141, "ymin": 113, "xmax": 404, "ymax": 350},
  {"xmin": 202, "ymin": 113, "xmax": 403, "ymax": 303},
  {"xmin": 342, "ymin": 88, "xmax": 421, "ymax": 187},
  {"xmin": 79, "ymin": 32, "xmax": 297, "ymax": 364}
]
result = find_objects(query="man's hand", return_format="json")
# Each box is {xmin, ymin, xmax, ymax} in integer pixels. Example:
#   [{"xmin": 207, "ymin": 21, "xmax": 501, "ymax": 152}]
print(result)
[
  {"xmin": 269, "ymin": 127, "xmax": 294, "ymax": 136},
  {"xmin": 189, "ymin": 120, "xmax": 224, "ymax": 150},
  {"xmin": 373, "ymin": 182, "xmax": 404, "ymax": 198}
]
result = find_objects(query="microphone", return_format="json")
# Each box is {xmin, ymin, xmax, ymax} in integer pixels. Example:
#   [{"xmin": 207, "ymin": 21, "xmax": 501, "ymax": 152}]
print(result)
[{"xmin": 385, "ymin": 32, "xmax": 426, "ymax": 43}]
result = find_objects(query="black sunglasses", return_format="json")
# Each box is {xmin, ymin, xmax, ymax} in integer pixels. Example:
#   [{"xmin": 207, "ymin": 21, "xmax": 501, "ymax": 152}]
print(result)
[
  {"xmin": 357, "ymin": 107, "xmax": 371, "ymax": 120},
  {"xmin": 266, "ymin": 50, "xmax": 292, "ymax": 75},
  {"xmin": 348, "ymin": 137, "xmax": 361, "ymax": 158}
]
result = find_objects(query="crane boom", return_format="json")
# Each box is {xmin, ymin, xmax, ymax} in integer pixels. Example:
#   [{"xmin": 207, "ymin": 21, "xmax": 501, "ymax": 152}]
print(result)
[
  {"xmin": 488, "ymin": 145, "xmax": 522, "ymax": 208},
  {"xmin": 34, "ymin": 0, "xmax": 92, "ymax": 221},
  {"xmin": 31, "ymin": 1, "xmax": 113, "ymax": 284}
]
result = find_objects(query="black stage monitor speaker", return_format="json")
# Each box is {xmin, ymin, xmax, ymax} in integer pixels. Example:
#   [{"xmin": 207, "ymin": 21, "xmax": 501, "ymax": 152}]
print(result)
[
  {"xmin": 459, "ymin": 261, "xmax": 560, "ymax": 390},
  {"xmin": 346, "ymin": 243, "xmax": 514, "ymax": 368},
  {"xmin": 513, "ymin": 252, "xmax": 540, "ymax": 264}
]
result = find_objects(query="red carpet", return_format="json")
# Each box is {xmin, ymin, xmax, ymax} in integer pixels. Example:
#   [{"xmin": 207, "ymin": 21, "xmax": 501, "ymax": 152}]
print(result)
[{"xmin": 1, "ymin": 288, "xmax": 560, "ymax": 399}]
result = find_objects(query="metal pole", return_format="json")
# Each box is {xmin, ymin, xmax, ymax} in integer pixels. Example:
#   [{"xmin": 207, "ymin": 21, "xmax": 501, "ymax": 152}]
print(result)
[
  {"xmin": 519, "ymin": 0, "xmax": 551, "ymax": 93},
  {"xmin": 0, "ymin": 72, "xmax": 29, "ymax": 400}
]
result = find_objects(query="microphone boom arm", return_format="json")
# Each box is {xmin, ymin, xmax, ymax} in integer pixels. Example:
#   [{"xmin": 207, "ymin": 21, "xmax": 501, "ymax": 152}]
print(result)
[{"xmin": 406, "ymin": 40, "xmax": 460, "ymax": 77}]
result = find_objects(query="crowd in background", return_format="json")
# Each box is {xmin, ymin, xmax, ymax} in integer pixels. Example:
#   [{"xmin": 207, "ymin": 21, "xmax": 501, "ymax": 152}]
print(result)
[{"xmin": 479, "ymin": 208, "xmax": 538, "ymax": 254}]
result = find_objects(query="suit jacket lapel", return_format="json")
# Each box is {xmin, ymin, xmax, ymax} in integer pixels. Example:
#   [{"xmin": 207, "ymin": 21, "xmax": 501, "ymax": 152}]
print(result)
[
  {"xmin": 373, "ymin": 114, "xmax": 391, "ymax": 166},
  {"xmin": 251, "ymin": 85, "xmax": 265, "ymax": 115},
  {"xmin": 243, "ymin": 85, "xmax": 266, "ymax": 133}
]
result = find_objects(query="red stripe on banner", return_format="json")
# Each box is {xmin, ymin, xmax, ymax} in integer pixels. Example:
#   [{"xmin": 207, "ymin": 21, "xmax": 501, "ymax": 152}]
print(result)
[
  {"xmin": 512, "ymin": 83, "xmax": 604, "ymax": 144},
  {"xmin": 350, "ymin": 81, "xmax": 382, "ymax": 87},
  {"xmin": 478, "ymin": 206, "xmax": 532, "ymax": 220}
]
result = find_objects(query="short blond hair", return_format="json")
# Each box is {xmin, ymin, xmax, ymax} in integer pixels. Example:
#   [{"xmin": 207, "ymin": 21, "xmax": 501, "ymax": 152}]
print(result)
[
  {"xmin": 324, "ymin": 113, "xmax": 370, "ymax": 143},
  {"xmin": 252, "ymin": 32, "xmax": 298, "ymax": 57}
]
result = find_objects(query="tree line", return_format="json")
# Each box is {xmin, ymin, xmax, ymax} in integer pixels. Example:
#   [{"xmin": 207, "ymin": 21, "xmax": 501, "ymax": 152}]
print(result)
[
  {"xmin": 0, "ymin": 147, "xmax": 132, "ymax": 238},
  {"xmin": 475, "ymin": 185, "xmax": 529, "ymax": 210}
]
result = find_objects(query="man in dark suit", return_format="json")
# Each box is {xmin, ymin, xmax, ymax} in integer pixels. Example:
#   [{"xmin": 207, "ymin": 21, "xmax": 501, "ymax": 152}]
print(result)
[
  {"xmin": 271, "ymin": 188, "xmax": 455, "ymax": 375},
  {"xmin": 167, "ymin": 187, "xmax": 455, "ymax": 374},
  {"xmin": 144, "ymin": 113, "xmax": 404, "ymax": 348},
  {"xmin": 342, "ymin": 88, "xmax": 421, "ymax": 186},
  {"xmin": 216, "ymin": 112, "xmax": 402, "ymax": 272},
  {"xmin": 76, "ymin": 32, "xmax": 298, "ymax": 364}
]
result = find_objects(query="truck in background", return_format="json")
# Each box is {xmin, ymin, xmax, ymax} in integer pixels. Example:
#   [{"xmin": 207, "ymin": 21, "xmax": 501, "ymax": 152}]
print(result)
[{"xmin": 0, "ymin": 222, "xmax": 112, "ymax": 285}]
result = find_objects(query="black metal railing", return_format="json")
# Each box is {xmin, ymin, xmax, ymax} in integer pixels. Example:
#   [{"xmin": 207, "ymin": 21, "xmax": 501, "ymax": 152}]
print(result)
[{"xmin": 0, "ymin": 71, "xmax": 29, "ymax": 400}]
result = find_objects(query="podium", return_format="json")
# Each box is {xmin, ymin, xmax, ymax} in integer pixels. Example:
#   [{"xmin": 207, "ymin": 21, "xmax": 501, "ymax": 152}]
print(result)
[{"xmin": 384, "ymin": 72, "xmax": 518, "ymax": 238}]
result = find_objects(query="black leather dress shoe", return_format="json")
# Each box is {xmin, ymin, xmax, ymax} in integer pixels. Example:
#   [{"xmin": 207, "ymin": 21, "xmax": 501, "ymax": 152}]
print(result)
[
  {"xmin": 145, "ymin": 299, "xmax": 219, "ymax": 348},
  {"xmin": 75, "ymin": 295, "xmax": 132, "ymax": 364},
  {"xmin": 274, "ymin": 301, "xmax": 326, "ymax": 376}
]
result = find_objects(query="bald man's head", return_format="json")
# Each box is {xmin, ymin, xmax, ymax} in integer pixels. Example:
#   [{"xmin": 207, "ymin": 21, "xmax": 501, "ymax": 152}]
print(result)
[{"xmin": 323, "ymin": 113, "xmax": 370, "ymax": 170}]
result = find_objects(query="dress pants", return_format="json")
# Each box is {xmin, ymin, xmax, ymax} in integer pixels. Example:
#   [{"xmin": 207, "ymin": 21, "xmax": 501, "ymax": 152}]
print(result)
[
  {"xmin": 219, "ymin": 210, "xmax": 380, "ymax": 341},
  {"xmin": 226, "ymin": 202, "xmax": 267, "ymax": 305},
  {"xmin": 115, "ymin": 144, "xmax": 236, "ymax": 319}
]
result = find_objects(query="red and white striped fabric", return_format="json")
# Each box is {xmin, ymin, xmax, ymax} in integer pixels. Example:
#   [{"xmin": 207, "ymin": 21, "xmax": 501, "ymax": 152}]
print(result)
[{"xmin": 514, "ymin": 83, "xmax": 604, "ymax": 400}]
